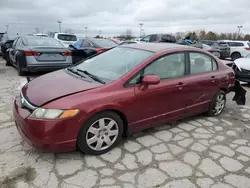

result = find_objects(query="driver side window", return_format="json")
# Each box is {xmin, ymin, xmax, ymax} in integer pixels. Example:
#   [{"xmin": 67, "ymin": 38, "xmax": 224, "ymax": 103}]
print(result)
[
  {"xmin": 144, "ymin": 53, "xmax": 185, "ymax": 79},
  {"xmin": 128, "ymin": 53, "xmax": 186, "ymax": 85}
]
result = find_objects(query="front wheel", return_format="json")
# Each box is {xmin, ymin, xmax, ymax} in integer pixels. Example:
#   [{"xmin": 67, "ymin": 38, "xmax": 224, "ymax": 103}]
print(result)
[
  {"xmin": 77, "ymin": 111, "xmax": 124, "ymax": 155},
  {"xmin": 207, "ymin": 91, "xmax": 226, "ymax": 116}
]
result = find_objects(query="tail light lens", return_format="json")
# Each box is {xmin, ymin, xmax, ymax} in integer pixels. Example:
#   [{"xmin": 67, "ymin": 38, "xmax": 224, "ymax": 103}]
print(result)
[
  {"xmin": 96, "ymin": 48, "xmax": 107, "ymax": 53},
  {"xmin": 64, "ymin": 51, "xmax": 72, "ymax": 56},
  {"xmin": 245, "ymin": 47, "xmax": 250, "ymax": 50},
  {"xmin": 24, "ymin": 51, "xmax": 39, "ymax": 56}
]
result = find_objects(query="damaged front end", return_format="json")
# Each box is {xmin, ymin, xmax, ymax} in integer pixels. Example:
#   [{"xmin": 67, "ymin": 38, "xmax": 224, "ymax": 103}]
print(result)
[
  {"xmin": 226, "ymin": 61, "xmax": 247, "ymax": 105},
  {"xmin": 229, "ymin": 79, "xmax": 247, "ymax": 105}
]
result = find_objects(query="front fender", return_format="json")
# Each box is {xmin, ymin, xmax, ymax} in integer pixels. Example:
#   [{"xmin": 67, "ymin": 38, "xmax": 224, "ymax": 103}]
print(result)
[{"xmin": 78, "ymin": 103, "xmax": 126, "ymax": 125}]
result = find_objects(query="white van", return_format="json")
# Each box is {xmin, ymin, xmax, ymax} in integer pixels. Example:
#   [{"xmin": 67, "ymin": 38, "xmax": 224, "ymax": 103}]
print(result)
[{"xmin": 49, "ymin": 32, "xmax": 77, "ymax": 47}]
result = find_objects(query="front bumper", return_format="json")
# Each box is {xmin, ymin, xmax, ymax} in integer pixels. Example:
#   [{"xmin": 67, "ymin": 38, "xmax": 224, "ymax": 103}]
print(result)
[{"xmin": 13, "ymin": 97, "xmax": 78, "ymax": 152}]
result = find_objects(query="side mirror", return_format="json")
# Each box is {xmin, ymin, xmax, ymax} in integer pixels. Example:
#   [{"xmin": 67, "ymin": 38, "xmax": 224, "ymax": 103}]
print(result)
[
  {"xmin": 142, "ymin": 75, "xmax": 160, "ymax": 85},
  {"xmin": 69, "ymin": 44, "xmax": 75, "ymax": 48}
]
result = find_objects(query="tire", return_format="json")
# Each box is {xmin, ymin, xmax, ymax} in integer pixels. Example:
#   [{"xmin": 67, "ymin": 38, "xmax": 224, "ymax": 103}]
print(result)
[
  {"xmin": 77, "ymin": 111, "xmax": 124, "ymax": 155},
  {"xmin": 16, "ymin": 59, "xmax": 25, "ymax": 76},
  {"xmin": 5, "ymin": 58, "xmax": 11, "ymax": 66},
  {"xmin": 231, "ymin": 52, "xmax": 241, "ymax": 61},
  {"xmin": 207, "ymin": 90, "xmax": 226, "ymax": 116}
]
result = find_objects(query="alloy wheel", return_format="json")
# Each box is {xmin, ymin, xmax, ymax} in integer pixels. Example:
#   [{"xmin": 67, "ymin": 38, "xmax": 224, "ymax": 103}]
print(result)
[
  {"xmin": 86, "ymin": 118, "xmax": 119, "ymax": 151},
  {"xmin": 212, "ymin": 93, "xmax": 225, "ymax": 115}
]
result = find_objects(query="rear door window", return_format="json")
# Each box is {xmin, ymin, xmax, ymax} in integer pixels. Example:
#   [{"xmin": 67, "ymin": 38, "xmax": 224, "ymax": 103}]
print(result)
[
  {"xmin": 189, "ymin": 52, "xmax": 216, "ymax": 74},
  {"xmin": 229, "ymin": 42, "xmax": 244, "ymax": 47}
]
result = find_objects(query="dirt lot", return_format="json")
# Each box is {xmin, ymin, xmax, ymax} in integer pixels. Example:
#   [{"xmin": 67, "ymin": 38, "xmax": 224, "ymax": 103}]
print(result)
[{"xmin": 1, "ymin": 57, "xmax": 250, "ymax": 188}]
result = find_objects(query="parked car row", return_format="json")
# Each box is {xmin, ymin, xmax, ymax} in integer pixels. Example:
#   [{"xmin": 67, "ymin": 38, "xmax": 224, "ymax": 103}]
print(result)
[
  {"xmin": 1, "ymin": 33, "xmax": 119, "ymax": 75},
  {"xmin": 121, "ymin": 34, "xmax": 250, "ymax": 60},
  {"xmin": 5, "ymin": 35, "xmax": 73, "ymax": 75},
  {"xmin": 13, "ymin": 42, "xmax": 246, "ymax": 155}
]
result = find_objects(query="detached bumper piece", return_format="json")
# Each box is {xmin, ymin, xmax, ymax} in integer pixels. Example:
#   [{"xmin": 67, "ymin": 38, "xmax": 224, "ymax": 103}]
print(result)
[{"xmin": 229, "ymin": 80, "xmax": 247, "ymax": 105}]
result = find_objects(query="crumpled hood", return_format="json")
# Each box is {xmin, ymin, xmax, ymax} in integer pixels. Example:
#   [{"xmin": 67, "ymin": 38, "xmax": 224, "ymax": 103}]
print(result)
[
  {"xmin": 21, "ymin": 70, "xmax": 102, "ymax": 106},
  {"xmin": 234, "ymin": 58, "xmax": 250, "ymax": 71}
]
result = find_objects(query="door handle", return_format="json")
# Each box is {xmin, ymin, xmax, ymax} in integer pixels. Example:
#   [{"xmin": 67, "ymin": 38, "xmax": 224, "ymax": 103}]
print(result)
[
  {"xmin": 211, "ymin": 76, "xmax": 216, "ymax": 83},
  {"xmin": 176, "ymin": 82, "xmax": 185, "ymax": 90}
]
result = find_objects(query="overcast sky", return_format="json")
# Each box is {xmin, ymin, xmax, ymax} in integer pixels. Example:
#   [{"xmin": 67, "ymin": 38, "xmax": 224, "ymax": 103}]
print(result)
[{"xmin": 0, "ymin": 0, "xmax": 249, "ymax": 37}]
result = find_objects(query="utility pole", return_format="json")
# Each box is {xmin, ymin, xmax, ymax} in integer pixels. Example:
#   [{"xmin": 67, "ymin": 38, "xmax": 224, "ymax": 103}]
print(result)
[
  {"xmin": 139, "ymin": 23, "xmax": 143, "ymax": 38},
  {"xmin": 5, "ymin": 25, "xmax": 9, "ymax": 33},
  {"xmin": 57, "ymin": 21, "xmax": 62, "ymax": 33},
  {"xmin": 237, "ymin": 26, "xmax": 243, "ymax": 39},
  {"xmin": 98, "ymin": 30, "xmax": 102, "ymax": 36},
  {"xmin": 85, "ymin": 27, "xmax": 88, "ymax": 38}
]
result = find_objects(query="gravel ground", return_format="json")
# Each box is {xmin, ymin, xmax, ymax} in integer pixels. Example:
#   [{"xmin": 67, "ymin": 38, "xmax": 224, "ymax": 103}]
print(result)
[{"xmin": 1, "ymin": 57, "xmax": 250, "ymax": 188}]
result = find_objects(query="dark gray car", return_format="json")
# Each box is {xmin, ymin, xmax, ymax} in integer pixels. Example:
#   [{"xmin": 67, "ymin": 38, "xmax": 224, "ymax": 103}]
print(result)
[
  {"xmin": 200, "ymin": 40, "xmax": 230, "ymax": 59},
  {"xmin": 140, "ymin": 34, "xmax": 176, "ymax": 43},
  {"xmin": 7, "ymin": 35, "xmax": 72, "ymax": 76}
]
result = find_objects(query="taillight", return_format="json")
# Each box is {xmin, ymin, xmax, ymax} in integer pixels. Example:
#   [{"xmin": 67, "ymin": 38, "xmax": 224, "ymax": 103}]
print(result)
[
  {"xmin": 96, "ymin": 48, "xmax": 107, "ymax": 53},
  {"xmin": 245, "ymin": 47, "xmax": 250, "ymax": 50},
  {"xmin": 64, "ymin": 51, "xmax": 72, "ymax": 56},
  {"xmin": 24, "ymin": 51, "xmax": 39, "ymax": 56}
]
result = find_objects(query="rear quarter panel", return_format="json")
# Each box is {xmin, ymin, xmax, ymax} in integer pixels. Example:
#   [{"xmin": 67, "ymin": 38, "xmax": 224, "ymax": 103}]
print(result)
[{"xmin": 217, "ymin": 60, "xmax": 235, "ymax": 90}]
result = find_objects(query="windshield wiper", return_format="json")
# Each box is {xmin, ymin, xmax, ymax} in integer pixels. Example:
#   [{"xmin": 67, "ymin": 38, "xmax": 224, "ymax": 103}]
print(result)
[
  {"xmin": 76, "ymin": 69, "xmax": 106, "ymax": 84},
  {"xmin": 67, "ymin": 67, "xmax": 86, "ymax": 78}
]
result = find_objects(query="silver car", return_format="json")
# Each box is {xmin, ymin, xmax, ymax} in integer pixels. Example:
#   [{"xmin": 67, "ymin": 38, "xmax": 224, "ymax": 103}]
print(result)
[{"xmin": 7, "ymin": 35, "xmax": 72, "ymax": 76}]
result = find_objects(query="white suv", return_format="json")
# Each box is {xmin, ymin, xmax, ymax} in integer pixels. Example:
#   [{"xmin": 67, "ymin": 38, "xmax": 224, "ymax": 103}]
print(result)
[
  {"xmin": 48, "ymin": 32, "xmax": 77, "ymax": 47},
  {"xmin": 218, "ymin": 40, "xmax": 250, "ymax": 60}
]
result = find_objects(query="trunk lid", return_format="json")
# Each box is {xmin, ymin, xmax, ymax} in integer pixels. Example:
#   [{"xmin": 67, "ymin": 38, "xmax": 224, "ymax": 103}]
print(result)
[
  {"xmin": 21, "ymin": 70, "xmax": 102, "ymax": 106},
  {"xmin": 28, "ymin": 46, "xmax": 69, "ymax": 62}
]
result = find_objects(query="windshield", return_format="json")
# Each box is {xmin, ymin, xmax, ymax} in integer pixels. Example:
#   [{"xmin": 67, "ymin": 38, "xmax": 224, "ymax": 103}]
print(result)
[
  {"xmin": 91, "ymin": 38, "xmax": 118, "ymax": 48},
  {"xmin": 26, "ymin": 37, "xmax": 64, "ymax": 47},
  {"xmin": 75, "ymin": 47, "xmax": 154, "ymax": 82},
  {"xmin": 57, "ymin": 34, "xmax": 77, "ymax": 41}
]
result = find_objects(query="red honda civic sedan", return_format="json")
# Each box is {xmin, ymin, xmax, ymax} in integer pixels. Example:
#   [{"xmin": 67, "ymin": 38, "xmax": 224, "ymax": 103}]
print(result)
[{"xmin": 13, "ymin": 43, "xmax": 239, "ymax": 155}]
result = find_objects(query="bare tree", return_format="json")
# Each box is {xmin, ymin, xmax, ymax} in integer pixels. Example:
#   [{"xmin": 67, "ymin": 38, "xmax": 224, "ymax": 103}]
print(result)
[{"xmin": 125, "ymin": 29, "xmax": 132, "ymax": 39}]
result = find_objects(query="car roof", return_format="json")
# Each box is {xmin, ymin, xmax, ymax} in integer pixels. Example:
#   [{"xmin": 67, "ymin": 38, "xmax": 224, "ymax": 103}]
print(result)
[{"xmin": 121, "ymin": 43, "xmax": 198, "ymax": 52}]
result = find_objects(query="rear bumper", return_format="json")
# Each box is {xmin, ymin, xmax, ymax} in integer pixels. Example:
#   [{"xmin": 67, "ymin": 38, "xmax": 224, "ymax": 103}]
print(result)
[{"xmin": 25, "ymin": 63, "xmax": 72, "ymax": 72}]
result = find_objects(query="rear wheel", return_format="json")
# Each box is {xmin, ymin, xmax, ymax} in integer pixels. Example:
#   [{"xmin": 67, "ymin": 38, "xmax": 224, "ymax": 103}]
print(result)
[
  {"xmin": 77, "ymin": 111, "xmax": 124, "ymax": 155},
  {"xmin": 207, "ymin": 91, "xmax": 226, "ymax": 116},
  {"xmin": 5, "ymin": 57, "xmax": 11, "ymax": 66},
  {"xmin": 231, "ymin": 52, "xmax": 241, "ymax": 61},
  {"xmin": 16, "ymin": 59, "xmax": 25, "ymax": 76}
]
